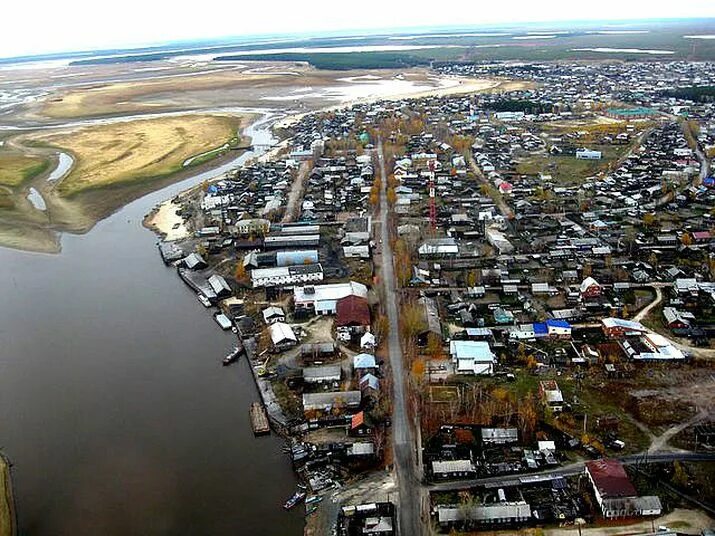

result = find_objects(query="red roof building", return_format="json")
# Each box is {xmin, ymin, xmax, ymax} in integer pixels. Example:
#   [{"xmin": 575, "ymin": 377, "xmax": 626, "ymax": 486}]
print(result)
[
  {"xmin": 585, "ymin": 459, "xmax": 662, "ymax": 519},
  {"xmin": 586, "ymin": 459, "xmax": 637, "ymax": 500},
  {"xmin": 336, "ymin": 295, "xmax": 371, "ymax": 330}
]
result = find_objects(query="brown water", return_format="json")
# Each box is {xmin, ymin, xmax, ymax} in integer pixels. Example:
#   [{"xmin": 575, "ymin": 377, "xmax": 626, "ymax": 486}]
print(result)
[{"xmin": 0, "ymin": 114, "xmax": 303, "ymax": 535}]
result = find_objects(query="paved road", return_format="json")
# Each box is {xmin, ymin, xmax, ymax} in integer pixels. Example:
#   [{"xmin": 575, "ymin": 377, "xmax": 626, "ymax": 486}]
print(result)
[{"xmin": 376, "ymin": 139, "xmax": 426, "ymax": 536}]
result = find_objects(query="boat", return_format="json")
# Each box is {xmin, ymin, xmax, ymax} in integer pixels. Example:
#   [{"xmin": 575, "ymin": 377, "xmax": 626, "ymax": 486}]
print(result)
[
  {"xmin": 283, "ymin": 491, "xmax": 306, "ymax": 510},
  {"xmin": 305, "ymin": 495, "xmax": 323, "ymax": 505},
  {"xmin": 214, "ymin": 313, "xmax": 233, "ymax": 330},
  {"xmin": 305, "ymin": 505, "xmax": 319, "ymax": 517},
  {"xmin": 222, "ymin": 346, "xmax": 241, "ymax": 366},
  {"xmin": 197, "ymin": 294, "xmax": 211, "ymax": 307}
]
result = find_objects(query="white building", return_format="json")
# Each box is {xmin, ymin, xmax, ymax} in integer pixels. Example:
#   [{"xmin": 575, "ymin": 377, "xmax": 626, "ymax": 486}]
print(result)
[
  {"xmin": 576, "ymin": 149, "xmax": 602, "ymax": 160},
  {"xmin": 294, "ymin": 281, "xmax": 369, "ymax": 315},
  {"xmin": 251, "ymin": 264, "xmax": 324, "ymax": 288},
  {"xmin": 449, "ymin": 340, "xmax": 496, "ymax": 375}
]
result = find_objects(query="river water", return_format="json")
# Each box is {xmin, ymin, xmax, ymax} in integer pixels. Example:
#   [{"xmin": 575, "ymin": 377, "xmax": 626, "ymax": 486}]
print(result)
[{"xmin": 0, "ymin": 113, "xmax": 303, "ymax": 535}]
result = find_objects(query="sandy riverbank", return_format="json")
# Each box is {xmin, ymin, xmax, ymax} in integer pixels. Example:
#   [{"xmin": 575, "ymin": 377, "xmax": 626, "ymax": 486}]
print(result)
[{"xmin": 144, "ymin": 197, "xmax": 191, "ymax": 242}]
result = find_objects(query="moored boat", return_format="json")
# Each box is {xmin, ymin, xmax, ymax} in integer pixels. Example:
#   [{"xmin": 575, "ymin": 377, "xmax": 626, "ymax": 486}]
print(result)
[
  {"xmin": 222, "ymin": 347, "xmax": 241, "ymax": 366},
  {"xmin": 283, "ymin": 491, "xmax": 306, "ymax": 510}
]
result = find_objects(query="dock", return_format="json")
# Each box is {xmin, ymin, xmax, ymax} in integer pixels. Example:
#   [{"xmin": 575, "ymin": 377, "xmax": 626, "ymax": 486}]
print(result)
[{"xmin": 250, "ymin": 402, "xmax": 270, "ymax": 435}]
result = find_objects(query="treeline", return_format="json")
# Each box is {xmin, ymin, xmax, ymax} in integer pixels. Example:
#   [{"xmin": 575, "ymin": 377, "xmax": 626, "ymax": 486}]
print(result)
[
  {"xmin": 214, "ymin": 52, "xmax": 431, "ymax": 70},
  {"xmin": 661, "ymin": 86, "xmax": 715, "ymax": 103}
]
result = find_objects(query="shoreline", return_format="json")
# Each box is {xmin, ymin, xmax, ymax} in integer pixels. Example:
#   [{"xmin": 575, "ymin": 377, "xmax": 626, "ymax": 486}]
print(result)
[{"xmin": 0, "ymin": 452, "xmax": 16, "ymax": 536}]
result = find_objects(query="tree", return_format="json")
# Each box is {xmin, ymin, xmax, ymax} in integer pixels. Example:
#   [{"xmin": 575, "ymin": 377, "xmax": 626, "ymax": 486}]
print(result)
[
  {"xmin": 234, "ymin": 262, "xmax": 248, "ymax": 283},
  {"xmin": 426, "ymin": 332, "xmax": 444, "ymax": 361},
  {"xmin": 582, "ymin": 262, "xmax": 593, "ymax": 278},
  {"xmin": 386, "ymin": 187, "xmax": 397, "ymax": 207},
  {"xmin": 643, "ymin": 212, "xmax": 657, "ymax": 228},
  {"xmin": 672, "ymin": 460, "xmax": 689, "ymax": 488},
  {"xmin": 517, "ymin": 393, "xmax": 538, "ymax": 442},
  {"xmin": 373, "ymin": 314, "xmax": 389, "ymax": 344}
]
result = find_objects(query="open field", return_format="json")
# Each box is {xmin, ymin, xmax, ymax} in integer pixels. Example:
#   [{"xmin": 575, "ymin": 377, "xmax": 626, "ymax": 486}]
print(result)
[
  {"xmin": 28, "ymin": 114, "xmax": 241, "ymax": 196},
  {"xmin": 0, "ymin": 151, "xmax": 51, "ymax": 188},
  {"xmin": 515, "ymin": 146, "xmax": 623, "ymax": 184}
]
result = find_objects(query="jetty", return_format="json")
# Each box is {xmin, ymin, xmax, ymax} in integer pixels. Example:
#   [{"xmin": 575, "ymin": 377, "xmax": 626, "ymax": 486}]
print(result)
[{"xmin": 250, "ymin": 402, "xmax": 270, "ymax": 435}]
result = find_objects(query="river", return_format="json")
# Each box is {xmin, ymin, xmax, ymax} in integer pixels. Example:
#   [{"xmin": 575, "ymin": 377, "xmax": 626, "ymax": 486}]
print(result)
[{"xmin": 0, "ymin": 113, "xmax": 304, "ymax": 535}]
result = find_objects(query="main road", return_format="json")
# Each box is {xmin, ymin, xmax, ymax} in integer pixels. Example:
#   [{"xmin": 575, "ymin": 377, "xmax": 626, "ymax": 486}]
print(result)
[{"xmin": 376, "ymin": 139, "xmax": 427, "ymax": 535}]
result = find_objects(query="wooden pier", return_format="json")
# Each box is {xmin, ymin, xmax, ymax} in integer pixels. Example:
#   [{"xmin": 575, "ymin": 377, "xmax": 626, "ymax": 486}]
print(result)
[{"xmin": 250, "ymin": 402, "xmax": 270, "ymax": 436}]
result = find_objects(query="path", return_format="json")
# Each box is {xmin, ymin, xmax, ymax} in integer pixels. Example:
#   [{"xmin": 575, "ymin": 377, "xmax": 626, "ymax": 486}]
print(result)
[
  {"xmin": 633, "ymin": 286, "xmax": 662, "ymax": 322},
  {"xmin": 376, "ymin": 138, "xmax": 427, "ymax": 536}
]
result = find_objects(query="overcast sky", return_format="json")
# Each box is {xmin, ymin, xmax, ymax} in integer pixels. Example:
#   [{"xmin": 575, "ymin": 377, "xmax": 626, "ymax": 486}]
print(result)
[{"xmin": 3, "ymin": 0, "xmax": 715, "ymax": 58}]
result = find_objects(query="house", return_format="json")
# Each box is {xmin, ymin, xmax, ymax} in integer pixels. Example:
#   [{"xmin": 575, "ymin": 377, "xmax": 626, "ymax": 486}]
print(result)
[
  {"xmin": 235, "ymin": 218, "xmax": 271, "ymax": 236},
  {"xmin": 300, "ymin": 342, "xmax": 337, "ymax": 362},
  {"xmin": 481, "ymin": 427, "xmax": 519, "ymax": 445},
  {"xmin": 207, "ymin": 274, "xmax": 232, "ymax": 298},
  {"xmin": 269, "ymin": 322, "xmax": 298, "ymax": 352},
  {"xmin": 436, "ymin": 503, "xmax": 531, "ymax": 529},
  {"xmin": 601, "ymin": 318, "xmax": 648, "ymax": 338},
  {"xmin": 580, "ymin": 277, "xmax": 602, "ymax": 299},
  {"xmin": 431, "ymin": 459, "xmax": 477, "ymax": 480},
  {"xmin": 417, "ymin": 296, "xmax": 442, "ymax": 345},
  {"xmin": 360, "ymin": 332, "xmax": 376, "ymax": 349},
  {"xmin": 486, "ymin": 228, "xmax": 514, "ymax": 255},
  {"xmin": 275, "ymin": 249, "xmax": 319, "ymax": 267},
  {"xmin": 359, "ymin": 373, "xmax": 380, "ymax": 397},
  {"xmin": 183, "ymin": 252, "xmax": 207, "ymax": 270},
  {"xmin": 576, "ymin": 149, "xmax": 602, "ymax": 160},
  {"xmin": 622, "ymin": 332, "xmax": 686, "ymax": 361},
  {"xmin": 539, "ymin": 380, "xmax": 564, "ymax": 413},
  {"xmin": 674, "ymin": 278, "xmax": 699, "ymax": 296},
  {"xmin": 302, "ymin": 391, "xmax": 361, "ymax": 413},
  {"xmin": 294, "ymin": 281, "xmax": 369, "ymax": 315},
  {"xmin": 546, "ymin": 319, "xmax": 572, "ymax": 338},
  {"xmin": 585, "ymin": 459, "xmax": 662, "ymax": 518},
  {"xmin": 262, "ymin": 306, "xmax": 286, "ymax": 325},
  {"xmin": 251, "ymin": 264, "xmax": 324, "ymax": 288},
  {"xmin": 335, "ymin": 295, "xmax": 371, "ymax": 335},
  {"xmin": 349, "ymin": 411, "xmax": 372, "ymax": 436},
  {"xmin": 343, "ymin": 244, "xmax": 371, "ymax": 258},
  {"xmin": 493, "ymin": 307, "xmax": 515, "ymax": 325},
  {"xmin": 662, "ymin": 307, "xmax": 694, "ymax": 329},
  {"xmin": 418, "ymin": 238, "xmax": 459, "ymax": 258},
  {"xmin": 508, "ymin": 324, "xmax": 535, "ymax": 340},
  {"xmin": 450, "ymin": 341, "xmax": 496, "ymax": 375},
  {"xmin": 353, "ymin": 353, "xmax": 377, "ymax": 371},
  {"xmin": 303, "ymin": 364, "xmax": 341, "ymax": 384}
]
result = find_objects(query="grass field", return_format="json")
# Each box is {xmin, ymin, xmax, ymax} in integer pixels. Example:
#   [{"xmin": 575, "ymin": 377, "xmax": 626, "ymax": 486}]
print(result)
[
  {"xmin": 32, "ymin": 114, "xmax": 241, "ymax": 196},
  {"xmin": 516, "ymin": 146, "xmax": 622, "ymax": 184},
  {"xmin": 0, "ymin": 151, "xmax": 51, "ymax": 187}
]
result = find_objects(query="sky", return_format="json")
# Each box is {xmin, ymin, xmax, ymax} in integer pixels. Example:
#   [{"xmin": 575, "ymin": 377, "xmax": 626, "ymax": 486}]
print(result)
[{"xmin": 3, "ymin": 0, "xmax": 715, "ymax": 58}]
